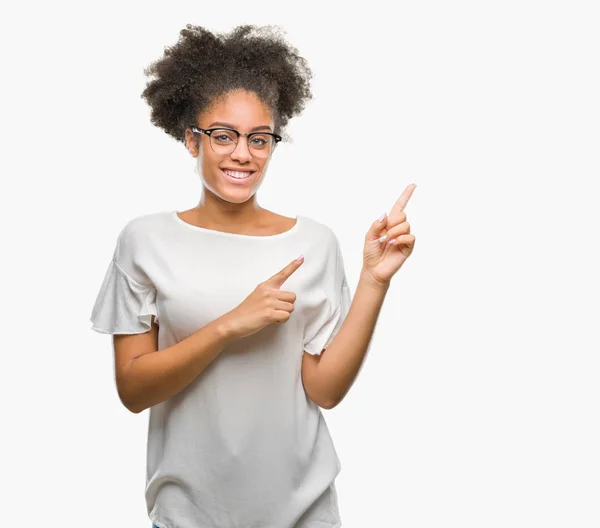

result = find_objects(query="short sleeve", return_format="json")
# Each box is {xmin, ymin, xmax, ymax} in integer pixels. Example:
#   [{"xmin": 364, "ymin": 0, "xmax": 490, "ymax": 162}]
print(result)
[
  {"xmin": 89, "ymin": 219, "xmax": 158, "ymax": 335},
  {"xmin": 303, "ymin": 234, "xmax": 352, "ymax": 356},
  {"xmin": 90, "ymin": 260, "xmax": 158, "ymax": 335}
]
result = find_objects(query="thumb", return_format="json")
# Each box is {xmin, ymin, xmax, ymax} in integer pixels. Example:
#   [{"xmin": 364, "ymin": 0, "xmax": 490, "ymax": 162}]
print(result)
[{"xmin": 367, "ymin": 212, "xmax": 388, "ymax": 241}]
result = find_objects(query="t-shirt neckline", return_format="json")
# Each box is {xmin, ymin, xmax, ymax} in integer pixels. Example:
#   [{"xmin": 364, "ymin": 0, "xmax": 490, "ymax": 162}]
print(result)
[{"xmin": 170, "ymin": 210, "xmax": 302, "ymax": 239}]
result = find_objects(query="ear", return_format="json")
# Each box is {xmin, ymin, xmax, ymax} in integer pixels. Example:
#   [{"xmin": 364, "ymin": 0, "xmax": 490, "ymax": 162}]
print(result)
[{"xmin": 184, "ymin": 127, "xmax": 199, "ymax": 157}]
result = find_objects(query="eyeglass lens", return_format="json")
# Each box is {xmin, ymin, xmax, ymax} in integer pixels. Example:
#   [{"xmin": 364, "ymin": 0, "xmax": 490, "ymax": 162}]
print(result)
[{"xmin": 209, "ymin": 129, "xmax": 275, "ymax": 158}]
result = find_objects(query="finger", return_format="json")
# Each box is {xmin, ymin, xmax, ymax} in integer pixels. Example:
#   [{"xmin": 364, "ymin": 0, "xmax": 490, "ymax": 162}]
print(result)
[
  {"xmin": 266, "ymin": 256, "xmax": 304, "ymax": 289},
  {"xmin": 390, "ymin": 183, "xmax": 417, "ymax": 216},
  {"xmin": 273, "ymin": 300, "xmax": 295, "ymax": 313},
  {"xmin": 276, "ymin": 290, "xmax": 297, "ymax": 303},
  {"xmin": 387, "ymin": 234, "xmax": 416, "ymax": 246},
  {"xmin": 382, "ymin": 221, "xmax": 410, "ymax": 241},
  {"xmin": 366, "ymin": 211, "xmax": 389, "ymax": 241},
  {"xmin": 273, "ymin": 310, "xmax": 292, "ymax": 324}
]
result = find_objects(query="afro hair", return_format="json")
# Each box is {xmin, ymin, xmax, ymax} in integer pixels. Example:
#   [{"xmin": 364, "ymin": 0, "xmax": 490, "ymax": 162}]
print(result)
[{"xmin": 140, "ymin": 24, "xmax": 314, "ymax": 145}]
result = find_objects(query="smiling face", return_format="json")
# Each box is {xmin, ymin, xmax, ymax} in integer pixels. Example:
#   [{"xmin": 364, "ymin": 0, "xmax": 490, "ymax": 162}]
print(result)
[{"xmin": 185, "ymin": 89, "xmax": 276, "ymax": 205}]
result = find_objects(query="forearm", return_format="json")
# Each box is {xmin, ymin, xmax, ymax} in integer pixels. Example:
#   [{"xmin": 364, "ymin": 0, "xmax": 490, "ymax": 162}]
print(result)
[
  {"xmin": 124, "ymin": 316, "xmax": 235, "ymax": 413},
  {"xmin": 316, "ymin": 268, "xmax": 390, "ymax": 408}
]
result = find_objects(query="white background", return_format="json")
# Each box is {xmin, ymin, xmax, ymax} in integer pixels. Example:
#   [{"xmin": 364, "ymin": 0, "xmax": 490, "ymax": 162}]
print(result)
[{"xmin": 2, "ymin": 1, "xmax": 599, "ymax": 527}]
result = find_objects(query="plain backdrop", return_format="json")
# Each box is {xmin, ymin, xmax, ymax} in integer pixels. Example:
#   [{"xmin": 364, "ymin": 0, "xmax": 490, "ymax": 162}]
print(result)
[{"xmin": 1, "ymin": 1, "xmax": 599, "ymax": 527}]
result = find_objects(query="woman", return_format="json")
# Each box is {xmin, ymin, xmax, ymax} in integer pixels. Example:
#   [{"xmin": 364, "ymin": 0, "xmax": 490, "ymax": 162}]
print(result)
[{"xmin": 90, "ymin": 24, "xmax": 416, "ymax": 528}]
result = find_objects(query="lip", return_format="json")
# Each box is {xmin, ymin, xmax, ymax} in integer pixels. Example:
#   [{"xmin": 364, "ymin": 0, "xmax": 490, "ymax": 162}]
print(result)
[{"xmin": 220, "ymin": 168, "xmax": 256, "ymax": 185}]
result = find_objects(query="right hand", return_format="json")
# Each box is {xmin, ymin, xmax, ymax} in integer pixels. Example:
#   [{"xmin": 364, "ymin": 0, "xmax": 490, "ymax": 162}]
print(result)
[{"xmin": 224, "ymin": 256, "xmax": 304, "ymax": 340}]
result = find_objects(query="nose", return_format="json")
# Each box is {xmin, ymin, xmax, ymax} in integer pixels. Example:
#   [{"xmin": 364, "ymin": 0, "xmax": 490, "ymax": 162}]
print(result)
[{"xmin": 230, "ymin": 136, "xmax": 253, "ymax": 163}]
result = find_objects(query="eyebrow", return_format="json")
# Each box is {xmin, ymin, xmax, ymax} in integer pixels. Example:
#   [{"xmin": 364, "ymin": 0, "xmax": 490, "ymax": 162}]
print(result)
[{"xmin": 207, "ymin": 121, "xmax": 273, "ymax": 132}]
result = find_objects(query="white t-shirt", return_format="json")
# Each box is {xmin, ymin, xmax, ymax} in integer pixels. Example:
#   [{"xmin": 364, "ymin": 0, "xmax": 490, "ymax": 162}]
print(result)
[{"xmin": 90, "ymin": 210, "xmax": 352, "ymax": 528}]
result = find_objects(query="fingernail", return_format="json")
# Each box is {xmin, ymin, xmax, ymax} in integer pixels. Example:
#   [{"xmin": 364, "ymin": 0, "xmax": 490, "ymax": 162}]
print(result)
[
  {"xmin": 388, "ymin": 238, "xmax": 396, "ymax": 245},
  {"xmin": 379, "ymin": 234, "xmax": 388, "ymax": 243},
  {"xmin": 378, "ymin": 213, "xmax": 387, "ymax": 223},
  {"xmin": 296, "ymin": 254, "xmax": 304, "ymax": 262}
]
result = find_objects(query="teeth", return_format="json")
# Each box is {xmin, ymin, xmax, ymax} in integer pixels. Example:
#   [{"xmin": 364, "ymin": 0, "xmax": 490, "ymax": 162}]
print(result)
[{"xmin": 224, "ymin": 170, "xmax": 253, "ymax": 179}]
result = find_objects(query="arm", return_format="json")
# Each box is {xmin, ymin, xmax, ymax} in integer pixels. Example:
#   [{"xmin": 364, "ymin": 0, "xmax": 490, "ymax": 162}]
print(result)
[
  {"xmin": 301, "ymin": 268, "xmax": 389, "ymax": 409},
  {"xmin": 118, "ymin": 255, "xmax": 305, "ymax": 414},
  {"xmin": 117, "ymin": 315, "xmax": 235, "ymax": 414},
  {"xmin": 302, "ymin": 184, "xmax": 417, "ymax": 409}
]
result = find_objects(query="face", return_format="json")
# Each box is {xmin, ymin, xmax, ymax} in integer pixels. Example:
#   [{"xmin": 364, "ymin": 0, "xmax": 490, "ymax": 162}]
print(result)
[{"xmin": 185, "ymin": 89, "xmax": 276, "ymax": 204}]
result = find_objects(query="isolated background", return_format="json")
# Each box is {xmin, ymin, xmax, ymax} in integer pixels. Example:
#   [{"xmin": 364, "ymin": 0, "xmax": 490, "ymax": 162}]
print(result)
[{"xmin": 2, "ymin": 1, "xmax": 599, "ymax": 526}]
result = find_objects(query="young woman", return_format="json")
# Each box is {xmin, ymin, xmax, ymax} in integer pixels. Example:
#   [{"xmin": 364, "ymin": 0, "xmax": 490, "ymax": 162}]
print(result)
[{"xmin": 90, "ymin": 24, "xmax": 416, "ymax": 528}]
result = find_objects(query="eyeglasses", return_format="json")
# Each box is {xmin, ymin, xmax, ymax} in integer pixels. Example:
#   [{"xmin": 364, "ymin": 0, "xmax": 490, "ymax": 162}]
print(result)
[{"xmin": 189, "ymin": 125, "xmax": 282, "ymax": 159}]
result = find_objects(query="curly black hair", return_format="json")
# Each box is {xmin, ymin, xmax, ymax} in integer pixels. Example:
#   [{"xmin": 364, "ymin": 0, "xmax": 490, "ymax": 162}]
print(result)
[{"xmin": 140, "ymin": 24, "xmax": 313, "ymax": 145}]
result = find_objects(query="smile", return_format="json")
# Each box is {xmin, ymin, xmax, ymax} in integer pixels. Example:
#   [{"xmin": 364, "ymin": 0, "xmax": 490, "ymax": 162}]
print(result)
[{"xmin": 221, "ymin": 169, "xmax": 255, "ymax": 184}]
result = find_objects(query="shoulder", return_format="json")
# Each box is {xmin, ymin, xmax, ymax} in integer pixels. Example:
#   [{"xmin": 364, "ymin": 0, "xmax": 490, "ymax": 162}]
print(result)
[
  {"xmin": 298, "ymin": 215, "xmax": 339, "ymax": 246},
  {"xmin": 120, "ymin": 210, "xmax": 169, "ymax": 233},
  {"xmin": 113, "ymin": 210, "xmax": 170, "ymax": 265},
  {"xmin": 297, "ymin": 216, "xmax": 343, "ymax": 271},
  {"xmin": 116, "ymin": 210, "xmax": 170, "ymax": 246}
]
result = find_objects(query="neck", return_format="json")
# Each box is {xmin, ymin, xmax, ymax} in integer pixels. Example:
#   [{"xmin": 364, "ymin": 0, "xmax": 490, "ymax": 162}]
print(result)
[{"xmin": 194, "ymin": 192, "xmax": 265, "ymax": 229}]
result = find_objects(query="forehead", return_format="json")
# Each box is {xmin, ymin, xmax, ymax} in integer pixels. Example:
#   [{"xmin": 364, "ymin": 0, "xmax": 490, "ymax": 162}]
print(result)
[{"xmin": 201, "ymin": 90, "xmax": 273, "ymax": 128}]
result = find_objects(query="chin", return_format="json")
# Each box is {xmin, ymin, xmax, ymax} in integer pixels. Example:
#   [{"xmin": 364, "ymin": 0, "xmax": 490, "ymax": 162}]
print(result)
[
  {"xmin": 222, "ymin": 192, "xmax": 257, "ymax": 204},
  {"xmin": 202, "ymin": 182, "xmax": 258, "ymax": 204}
]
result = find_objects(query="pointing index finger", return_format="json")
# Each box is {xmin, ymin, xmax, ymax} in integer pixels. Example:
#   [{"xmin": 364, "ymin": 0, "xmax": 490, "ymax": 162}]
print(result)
[
  {"xmin": 392, "ymin": 183, "xmax": 417, "ymax": 213},
  {"xmin": 267, "ymin": 256, "xmax": 304, "ymax": 289}
]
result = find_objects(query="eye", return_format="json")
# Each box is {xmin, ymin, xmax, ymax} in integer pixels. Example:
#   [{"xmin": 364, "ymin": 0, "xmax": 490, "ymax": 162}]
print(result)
[
  {"xmin": 211, "ymin": 129, "xmax": 237, "ymax": 144},
  {"xmin": 249, "ymin": 134, "xmax": 272, "ymax": 148}
]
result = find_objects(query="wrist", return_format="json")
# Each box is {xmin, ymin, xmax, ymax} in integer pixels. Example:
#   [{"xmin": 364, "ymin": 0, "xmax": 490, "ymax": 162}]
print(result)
[
  {"xmin": 360, "ymin": 267, "xmax": 391, "ymax": 291},
  {"xmin": 215, "ymin": 312, "xmax": 239, "ymax": 342}
]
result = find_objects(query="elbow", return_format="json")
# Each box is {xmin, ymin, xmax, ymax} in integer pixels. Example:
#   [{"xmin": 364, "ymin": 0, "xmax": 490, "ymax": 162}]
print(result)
[
  {"xmin": 116, "ymin": 366, "xmax": 148, "ymax": 414},
  {"xmin": 117, "ymin": 385, "xmax": 145, "ymax": 414},
  {"xmin": 301, "ymin": 354, "xmax": 342, "ymax": 410},
  {"xmin": 307, "ymin": 393, "xmax": 338, "ymax": 410},
  {"xmin": 122, "ymin": 393, "xmax": 147, "ymax": 414},
  {"xmin": 120, "ymin": 394, "xmax": 142, "ymax": 414},
  {"xmin": 320, "ymin": 397, "xmax": 341, "ymax": 410},
  {"xmin": 126, "ymin": 401, "xmax": 145, "ymax": 414}
]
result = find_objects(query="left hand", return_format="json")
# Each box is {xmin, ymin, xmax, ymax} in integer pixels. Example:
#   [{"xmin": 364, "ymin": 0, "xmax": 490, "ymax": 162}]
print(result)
[{"xmin": 363, "ymin": 183, "xmax": 417, "ymax": 285}]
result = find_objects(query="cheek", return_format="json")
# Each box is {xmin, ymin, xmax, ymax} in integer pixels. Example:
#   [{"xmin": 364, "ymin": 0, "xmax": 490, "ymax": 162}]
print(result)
[
  {"xmin": 256, "ymin": 159, "xmax": 270, "ymax": 174},
  {"xmin": 199, "ymin": 150, "xmax": 220, "ymax": 173}
]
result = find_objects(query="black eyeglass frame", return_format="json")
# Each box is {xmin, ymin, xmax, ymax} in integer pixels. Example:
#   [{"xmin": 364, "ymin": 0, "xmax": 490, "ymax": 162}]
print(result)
[{"xmin": 189, "ymin": 125, "xmax": 282, "ymax": 154}]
